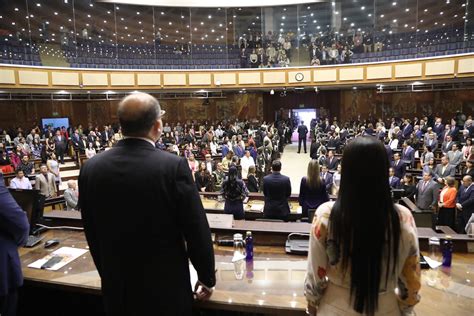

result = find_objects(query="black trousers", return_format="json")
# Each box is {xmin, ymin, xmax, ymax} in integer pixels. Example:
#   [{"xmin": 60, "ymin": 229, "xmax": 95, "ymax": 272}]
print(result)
[
  {"xmin": 298, "ymin": 137, "xmax": 307, "ymax": 153},
  {"xmin": 56, "ymin": 146, "xmax": 65, "ymax": 164},
  {"xmin": 0, "ymin": 289, "xmax": 18, "ymax": 316},
  {"xmin": 437, "ymin": 207, "xmax": 456, "ymax": 231}
]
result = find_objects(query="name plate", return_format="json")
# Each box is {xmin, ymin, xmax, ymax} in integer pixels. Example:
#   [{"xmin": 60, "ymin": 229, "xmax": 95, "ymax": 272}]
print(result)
[{"xmin": 206, "ymin": 213, "xmax": 234, "ymax": 229}]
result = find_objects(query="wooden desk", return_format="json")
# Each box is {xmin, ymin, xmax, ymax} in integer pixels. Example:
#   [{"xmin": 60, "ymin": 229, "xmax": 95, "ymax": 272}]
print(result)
[
  {"xmin": 19, "ymin": 230, "xmax": 474, "ymax": 315},
  {"xmin": 200, "ymin": 196, "xmax": 303, "ymax": 221}
]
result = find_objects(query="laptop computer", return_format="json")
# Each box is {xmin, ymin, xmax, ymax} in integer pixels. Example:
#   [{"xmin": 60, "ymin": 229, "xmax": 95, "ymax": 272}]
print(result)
[{"xmin": 9, "ymin": 189, "xmax": 46, "ymax": 247}]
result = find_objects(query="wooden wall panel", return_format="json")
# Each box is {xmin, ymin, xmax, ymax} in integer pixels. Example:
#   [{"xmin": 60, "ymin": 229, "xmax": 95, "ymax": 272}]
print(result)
[
  {"xmin": 313, "ymin": 69, "xmax": 337, "ymax": 82},
  {"xmin": 110, "ymin": 73, "xmax": 135, "ymax": 86},
  {"xmin": 188, "ymin": 73, "xmax": 212, "ymax": 86},
  {"xmin": 339, "ymin": 68, "xmax": 364, "ymax": 81},
  {"xmin": 137, "ymin": 73, "xmax": 161, "ymax": 86},
  {"xmin": 0, "ymin": 69, "xmax": 15, "ymax": 84},
  {"xmin": 82, "ymin": 73, "xmax": 108, "ymax": 86},
  {"xmin": 425, "ymin": 60, "xmax": 455, "ymax": 76},
  {"xmin": 51, "ymin": 72, "xmax": 79, "ymax": 86},
  {"xmin": 238, "ymin": 72, "xmax": 261, "ymax": 85},
  {"xmin": 163, "ymin": 73, "xmax": 186, "ymax": 86},
  {"xmin": 366, "ymin": 65, "xmax": 392, "ymax": 79},
  {"xmin": 263, "ymin": 71, "xmax": 286, "ymax": 84},
  {"xmin": 214, "ymin": 73, "xmax": 236, "ymax": 85},
  {"xmin": 395, "ymin": 63, "xmax": 422, "ymax": 78},
  {"xmin": 18, "ymin": 70, "xmax": 48, "ymax": 85},
  {"xmin": 457, "ymin": 58, "xmax": 474, "ymax": 74}
]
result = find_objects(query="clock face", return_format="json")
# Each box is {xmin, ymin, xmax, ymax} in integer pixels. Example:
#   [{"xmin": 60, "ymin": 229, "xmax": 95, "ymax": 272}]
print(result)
[{"xmin": 295, "ymin": 72, "xmax": 304, "ymax": 81}]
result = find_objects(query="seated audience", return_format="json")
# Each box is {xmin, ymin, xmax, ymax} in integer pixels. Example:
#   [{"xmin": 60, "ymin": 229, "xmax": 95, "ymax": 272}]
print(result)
[
  {"xmin": 437, "ymin": 176, "xmax": 457, "ymax": 230},
  {"xmin": 246, "ymin": 165, "xmax": 259, "ymax": 193},
  {"xmin": 263, "ymin": 160, "xmax": 291, "ymax": 221},
  {"xmin": 64, "ymin": 180, "xmax": 79, "ymax": 211},
  {"xmin": 221, "ymin": 166, "xmax": 249, "ymax": 220},
  {"xmin": 305, "ymin": 136, "xmax": 420, "ymax": 316},
  {"xmin": 9, "ymin": 169, "xmax": 32, "ymax": 190},
  {"xmin": 298, "ymin": 160, "xmax": 329, "ymax": 221}
]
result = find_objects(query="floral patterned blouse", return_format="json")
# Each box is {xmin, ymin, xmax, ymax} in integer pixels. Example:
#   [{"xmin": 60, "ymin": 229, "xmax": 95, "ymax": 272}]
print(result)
[{"xmin": 305, "ymin": 201, "xmax": 421, "ymax": 315}]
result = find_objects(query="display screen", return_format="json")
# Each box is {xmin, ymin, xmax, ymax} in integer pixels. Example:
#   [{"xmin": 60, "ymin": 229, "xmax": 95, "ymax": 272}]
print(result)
[{"xmin": 41, "ymin": 118, "xmax": 70, "ymax": 130}]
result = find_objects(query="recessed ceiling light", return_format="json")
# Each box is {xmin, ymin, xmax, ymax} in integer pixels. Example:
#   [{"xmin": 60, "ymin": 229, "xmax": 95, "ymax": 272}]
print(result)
[
  {"xmin": 14, "ymin": 8, "xmax": 19, "ymax": 11},
  {"xmin": 36, "ymin": 3, "xmax": 41, "ymax": 7},
  {"xmin": 380, "ymin": 14, "xmax": 384, "ymax": 18}
]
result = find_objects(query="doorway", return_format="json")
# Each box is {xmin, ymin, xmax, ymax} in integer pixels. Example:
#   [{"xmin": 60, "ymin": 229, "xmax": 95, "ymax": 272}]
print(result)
[{"xmin": 292, "ymin": 108, "xmax": 317, "ymax": 126}]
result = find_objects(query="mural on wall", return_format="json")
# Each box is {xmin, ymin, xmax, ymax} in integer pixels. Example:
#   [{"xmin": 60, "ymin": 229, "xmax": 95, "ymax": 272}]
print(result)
[
  {"xmin": 340, "ymin": 89, "xmax": 474, "ymax": 122},
  {"xmin": 159, "ymin": 100, "xmax": 179, "ymax": 122},
  {"xmin": 216, "ymin": 99, "xmax": 235, "ymax": 120}
]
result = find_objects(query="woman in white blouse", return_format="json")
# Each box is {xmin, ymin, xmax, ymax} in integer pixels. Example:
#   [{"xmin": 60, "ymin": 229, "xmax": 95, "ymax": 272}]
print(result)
[
  {"xmin": 85, "ymin": 142, "xmax": 97, "ymax": 159},
  {"xmin": 305, "ymin": 136, "xmax": 420, "ymax": 316},
  {"xmin": 462, "ymin": 138, "xmax": 472, "ymax": 161}
]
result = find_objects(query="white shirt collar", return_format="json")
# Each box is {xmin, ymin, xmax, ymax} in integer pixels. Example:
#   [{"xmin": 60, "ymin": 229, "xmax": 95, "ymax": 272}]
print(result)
[{"xmin": 123, "ymin": 136, "xmax": 156, "ymax": 147}]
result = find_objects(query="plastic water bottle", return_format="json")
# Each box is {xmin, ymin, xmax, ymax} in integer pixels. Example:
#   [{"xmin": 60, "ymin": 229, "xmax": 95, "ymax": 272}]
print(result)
[
  {"xmin": 233, "ymin": 233, "xmax": 245, "ymax": 280},
  {"xmin": 245, "ymin": 231, "xmax": 253, "ymax": 261},
  {"xmin": 442, "ymin": 236, "xmax": 453, "ymax": 268}
]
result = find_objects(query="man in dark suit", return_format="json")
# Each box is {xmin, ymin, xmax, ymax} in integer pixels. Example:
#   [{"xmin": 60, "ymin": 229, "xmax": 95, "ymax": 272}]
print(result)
[
  {"xmin": 297, "ymin": 120, "xmax": 308, "ymax": 154},
  {"xmin": 456, "ymin": 175, "xmax": 474, "ymax": 233},
  {"xmin": 388, "ymin": 167, "xmax": 401, "ymax": 189},
  {"xmin": 320, "ymin": 165, "xmax": 333, "ymax": 193},
  {"xmin": 391, "ymin": 153, "xmax": 406, "ymax": 179},
  {"xmin": 0, "ymin": 172, "xmax": 30, "ymax": 316},
  {"xmin": 53, "ymin": 129, "xmax": 67, "ymax": 164},
  {"xmin": 433, "ymin": 119, "xmax": 444, "ymax": 140},
  {"xmin": 402, "ymin": 119, "xmax": 413, "ymax": 139},
  {"xmin": 262, "ymin": 160, "xmax": 291, "ymax": 220},
  {"xmin": 441, "ymin": 135, "xmax": 454, "ymax": 153},
  {"xmin": 78, "ymin": 93, "xmax": 215, "ymax": 315},
  {"xmin": 326, "ymin": 150, "xmax": 339, "ymax": 171},
  {"xmin": 401, "ymin": 141, "xmax": 415, "ymax": 168}
]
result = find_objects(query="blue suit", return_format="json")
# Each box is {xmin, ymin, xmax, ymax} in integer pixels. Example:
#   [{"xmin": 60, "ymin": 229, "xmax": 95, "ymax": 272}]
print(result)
[
  {"xmin": 0, "ymin": 174, "xmax": 30, "ymax": 298},
  {"xmin": 389, "ymin": 176, "xmax": 401, "ymax": 189}
]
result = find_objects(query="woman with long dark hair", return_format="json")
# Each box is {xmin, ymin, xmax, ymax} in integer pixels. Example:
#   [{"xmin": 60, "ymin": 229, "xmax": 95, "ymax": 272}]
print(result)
[
  {"xmin": 305, "ymin": 136, "xmax": 420, "ymax": 315},
  {"xmin": 221, "ymin": 166, "xmax": 248, "ymax": 220}
]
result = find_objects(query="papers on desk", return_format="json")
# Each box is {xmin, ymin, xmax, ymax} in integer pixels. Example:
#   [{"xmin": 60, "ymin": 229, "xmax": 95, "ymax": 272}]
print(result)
[
  {"xmin": 423, "ymin": 255, "xmax": 442, "ymax": 269},
  {"xmin": 28, "ymin": 247, "xmax": 89, "ymax": 271},
  {"xmin": 247, "ymin": 204, "xmax": 264, "ymax": 212},
  {"xmin": 206, "ymin": 213, "xmax": 233, "ymax": 228}
]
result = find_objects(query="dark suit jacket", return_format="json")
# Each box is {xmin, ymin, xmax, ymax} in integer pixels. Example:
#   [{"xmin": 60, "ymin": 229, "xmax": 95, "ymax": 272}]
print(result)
[
  {"xmin": 262, "ymin": 172, "xmax": 291, "ymax": 219},
  {"xmin": 0, "ymin": 174, "xmax": 30, "ymax": 296},
  {"xmin": 320, "ymin": 172, "xmax": 333, "ymax": 192},
  {"xmin": 391, "ymin": 160, "xmax": 406, "ymax": 179},
  {"xmin": 389, "ymin": 176, "xmax": 401, "ymax": 189},
  {"xmin": 326, "ymin": 157, "xmax": 339, "ymax": 170},
  {"xmin": 457, "ymin": 184, "xmax": 474, "ymax": 222},
  {"xmin": 297, "ymin": 125, "xmax": 308, "ymax": 139},
  {"xmin": 402, "ymin": 124, "xmax": 413, "ymax": 139},
  {"xmin": 53, "ymin": 135, "xmax": 67, "ymax": 149},
  {"xmin": 247, "ymin": 174, "xmax": 259, "ymax": 192},
  {"xmin": 433, "ymin": 124, "xmax": 444, "ymax": 138},
  {"xmin": 78, "ymin": 138, "xmax": 215, "ymax": 315}
]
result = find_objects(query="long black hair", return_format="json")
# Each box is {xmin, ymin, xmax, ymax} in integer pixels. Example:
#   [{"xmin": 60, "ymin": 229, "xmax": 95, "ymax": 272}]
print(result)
[{"xmin": 329, "ymin": 136, "xmax": 401, "ymax": 315}]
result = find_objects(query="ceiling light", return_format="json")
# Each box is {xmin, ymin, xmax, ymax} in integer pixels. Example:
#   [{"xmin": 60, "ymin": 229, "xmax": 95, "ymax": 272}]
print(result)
[
  {"xmin": 380, "ymin": 14, "xmax": 384, "ymax": 18},
  {"xmin": 270, "ymin": 89, "xmax": 275, "ymax": 95},
  {"xmin": 14, "ymin": 8, "xmax": 19, "ymax": 11},
  {"xmin": 36, "ymin": 3, "xmax": 41, "ymax": 6},
  {"xmin": 392, "ymin": 2, "xmax": 397, "ymax": 5},
  {"xmin": 361, "ymin": 6, "xmax": 365, "ymax": 10}
]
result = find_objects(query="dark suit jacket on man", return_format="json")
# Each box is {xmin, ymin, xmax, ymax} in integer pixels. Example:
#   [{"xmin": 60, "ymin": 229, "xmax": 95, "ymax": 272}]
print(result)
[
  {"xmin": 389, "ymin": 176, "xmax": 401, "ymax": 189},
  {"xmin": 262, "ymin": 172, "xmax": 291, "ymax": 220},
  {"xmin": 0, "ymin": 174, "xmax": 30, "ymax": 297},
  {"xmin": 457, "ymin": 184, "xmax": 474, "ymax": 230},
  {"xmin": 297, "ymin": 125, "xmax": 308, "ymax": 139},
  {"xmin": 326, "ymin": 156, "xmax": 339, "ymax": 171},
  {"xmin": 78, "ymin": 138, "xmax": 215, "ymax": 315},
  {"xmin": 433, "ymin": 164, "xmax": 456, "ymax": 182},
  {"xmin": 415, "ymin": 179, "xmax": 439, "ymax": 210},
  {"xmin": 53, "ymin": 135, "xmax": 67, "ymax": 150},
  {"xmin": 391, "ymin": 160, "xmax": 406, "ymax": 179},
  {"xmin": 320, "ymin": 172, "xmax": 333, "ymax": 192}
]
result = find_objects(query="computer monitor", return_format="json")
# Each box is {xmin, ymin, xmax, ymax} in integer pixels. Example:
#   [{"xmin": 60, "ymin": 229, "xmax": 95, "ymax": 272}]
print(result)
[{"xmin": 8, "ymin": 189, "xmax": 45, "ymax": 234}]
